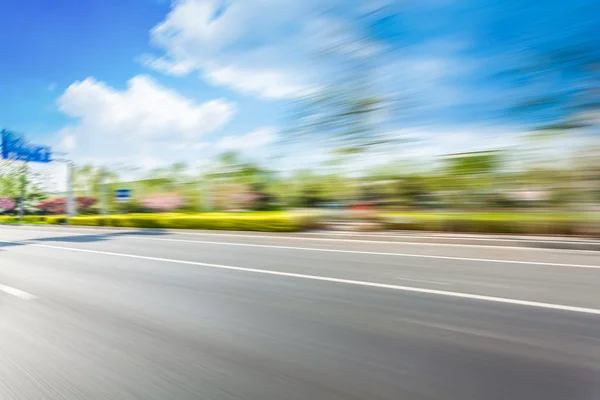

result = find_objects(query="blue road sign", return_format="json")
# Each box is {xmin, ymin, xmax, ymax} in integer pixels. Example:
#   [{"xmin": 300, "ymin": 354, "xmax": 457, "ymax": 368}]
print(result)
[
  {"xmin": 1, "ymin": 129, "xmax": 52, "ymax": 163},
  {"xmin": 115, "ymin": 189, "xmax": 132, "ymax": 203}
]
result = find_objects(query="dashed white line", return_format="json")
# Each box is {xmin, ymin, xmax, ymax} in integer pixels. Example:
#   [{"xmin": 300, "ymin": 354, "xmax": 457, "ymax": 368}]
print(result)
[
  {"xmin": 3, "ymin": 240, "xmax": 600, "ymax": 315},
  {"xmin": 0, "ymin": 284, "xmax": 37, "ymax": 300}
]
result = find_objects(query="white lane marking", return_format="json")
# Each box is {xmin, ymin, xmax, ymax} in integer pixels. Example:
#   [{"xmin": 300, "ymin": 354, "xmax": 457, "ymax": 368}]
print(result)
[
  {"xmin": 3, "ymin": 240, "xmax": 600, "ymax": 315},
  {"xmin": 1, "ymin": 229, "xmax": 598, "ymax": 268},
  {"xmin": 394, "ymin": 277, "xmax": 451, "ymax": 285},
  {"xmin": 0, "ymin": 284, "xmax": 37, "ymax": 300},
  {"xmin": 124, "ymin": 236, "xmax": 600, "ymax": 269},
  {"xmin": 0, "ymin": 225, "xmax": 599, "ymax": 253},
  {"xmin": 317, "ymin": 231, "xmax": 600, "ymax": 245}
]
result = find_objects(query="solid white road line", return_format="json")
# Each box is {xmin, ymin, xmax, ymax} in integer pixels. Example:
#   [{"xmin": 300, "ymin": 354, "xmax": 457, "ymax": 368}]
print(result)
[
  {"xmin": 7, "ymin": 224, "xmax": 597, "ymax": 245},
  {"xmin": 124, "ymin": 236, "xmax": 600, "ymax": 269},
  {"xmin": 1, "ymin": 229, "xmax": 598, "ymax": 268},
  {"xmin": 317, "ymin": 231, "xmax": 600, "ymax": 244},
  {"xmin": 1, "ymin": 225, "xmax": 599, "ymax": 253},
  {"xmin": 3, "ymin": 240, "xmax": 600, "ymax": 315},
  {"xmin": 0, "ymin": 284, "xmax": 37, "ymax": 300}
]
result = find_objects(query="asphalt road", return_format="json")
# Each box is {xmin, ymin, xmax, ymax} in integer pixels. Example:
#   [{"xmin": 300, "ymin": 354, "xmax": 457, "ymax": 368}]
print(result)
[{"xmin": 1, "ymin": 225, "xmax": 599, "ymax": 400}]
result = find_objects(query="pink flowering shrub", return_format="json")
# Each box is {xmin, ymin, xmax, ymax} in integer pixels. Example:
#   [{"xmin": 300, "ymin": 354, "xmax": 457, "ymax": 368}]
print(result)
[
  {"xmin": 141, "ymin": 193, "xmax": 183, "ymax": 212},
  {"xmin": 0, "ymin": 198, "xmax": 15, "ymax": 212}
]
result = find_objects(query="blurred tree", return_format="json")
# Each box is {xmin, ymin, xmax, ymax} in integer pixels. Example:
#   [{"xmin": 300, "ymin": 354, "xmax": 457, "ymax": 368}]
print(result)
[
  {"xmin": 0, "ymin": 160, "xmax": 20, "ymax": 198},
  {"xmin": 0, "ymin": 198, "xmax": 15, "ymax": 212},
  {"xmin": 204, "ymin": 152, "xmax": 277, "ymax": 210},
  {"xmin": 497, "ymin": 2, "xmax": 600, "ymax": 133},
  {"xmin": 145, "ymin": 162, "xmax": 189, "ymax": 189},
  {"xmin": 141, "ymin": 192, "xmax": 184, "ymax": 212},
  {"xmin": 445, "ymin": 151, "xmax": 500, "ymax": 177},
  {"xmin": 208, "ymin": 152, "xmax": 274, "ymax": 186},
  {"xmin": 397, "ymin": 175, "xmax": 430, "ymax": 208},
  {"xmin": 74, "ymin": 164, "xmax": 120, "ymax": 198},
  {"xmin": 0, "ymin": 161, "xmax": 47, "ymax": 215},
  {"xmin": 440, "ymin": 151, "xmax": 503, "ymax": 208},
  {"xmin": 36, "ymin": 196, "xmax": 97, "ymax": 214},
  {"xmin": 284, "ymin": 4, "xmax": 404, "ymax": 155}
]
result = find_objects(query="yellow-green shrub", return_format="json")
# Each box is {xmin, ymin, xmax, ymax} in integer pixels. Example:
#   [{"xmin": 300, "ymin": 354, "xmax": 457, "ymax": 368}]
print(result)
[
  {"xmin": 18, "ymin": 215, "xmax": 67, "ymax": 224},
  {"xmin": 45, "ymin": 216, "xmax": 67, "ymax": 225},
  {"xmin": 0, "ymin": 215, "xmax": 67, "ymax": 225},
  {"xmin": 22, "ymin": 215, "xmax": 49, "ymax": 224},
  {"xmin": 67, "ymin": 212, "xmax": 319, "ymax": 232},
  {"xmin": 379, "ymin": 212, "xmax": 584, "ymax": 235}
]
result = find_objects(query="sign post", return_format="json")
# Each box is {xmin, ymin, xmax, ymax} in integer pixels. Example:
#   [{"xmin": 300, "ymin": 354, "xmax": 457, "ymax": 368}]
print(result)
[{"xmin": 115, "ymin": 189, "xmax": 132, "ymax": 214}]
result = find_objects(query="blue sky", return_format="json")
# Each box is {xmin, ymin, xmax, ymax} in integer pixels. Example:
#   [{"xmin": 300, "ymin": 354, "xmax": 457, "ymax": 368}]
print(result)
[{"xmin": 1, "ymin": 0, "xmax": 598, "ymax": 175}]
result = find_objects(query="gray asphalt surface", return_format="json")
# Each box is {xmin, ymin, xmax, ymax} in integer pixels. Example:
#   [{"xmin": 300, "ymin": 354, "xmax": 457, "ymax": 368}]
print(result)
[{"xmin": 1, "ymin": 225, "xmax": 599, "ymax": 399}]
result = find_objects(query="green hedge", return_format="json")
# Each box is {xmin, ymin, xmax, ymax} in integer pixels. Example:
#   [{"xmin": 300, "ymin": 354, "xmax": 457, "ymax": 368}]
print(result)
[
  {"xmin": 23, "ymin": 215, "xmax": 67, "ymax": 224},
  {"xmin": 379, "ymin": 212, "xmax": 588, "ymax": 235},
  {"xmin": 0, "ymin": 212, "xmax": 318, "ymax": 232},
  {"xmin": 2, "ymin": 211, "xmax": 594, "ymax": 235},
  {"xmin": 67, "ymin": 212, "xmax": 319, "ymax": 232}
]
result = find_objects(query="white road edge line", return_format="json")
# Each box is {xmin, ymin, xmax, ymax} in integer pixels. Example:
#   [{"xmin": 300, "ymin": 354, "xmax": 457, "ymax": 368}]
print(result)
[
  {"xmin": 124, "ymin": 236, "xmax": 600, "ymax": 269},
  {"xmin": 1, "ymin": 225, "xmax": 599, "ymax": 253},
  {"xmin": 1, "ymin": 230, "xmax": 599, "ymax": 268},
  {"xmin": 313, "ymin": 231, "xmax": 600, "ymax": 244},
  {"xmin": 0, "ymin": 284, "xmax": 37, "ymax": 300},
  {"xmin": 4, "ymin": 240, "xmax": 600, "ymax": 315}
]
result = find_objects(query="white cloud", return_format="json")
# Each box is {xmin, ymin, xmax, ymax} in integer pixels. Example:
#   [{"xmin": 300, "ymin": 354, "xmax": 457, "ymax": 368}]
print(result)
[
  {"xmin": 53, "ymin": 74, "xmax": 236, "ymax": 169},
  {"xmin": 192, "ymin": 142, "xmax": 210, "ymax": 150},
  {"xmin": 144, "ymin": 0, "xmax": 327, "ymax": 99},
  {"xmin": 214, "ymin": 126, "xmax": 277, "ymax": 151},
  {"xmin": 139, "ymin": 55, "xmax": 195, "ymax": 77},
  {"xmin": 59, "ymin": 75, "xmax": 234, "ymax": 142},
  {"xmin": 60, "ymin": 134, "xmax": 76, "ymax": 150},
  {"xmin": 205, "ymin": 66, "xmax": 313, "ymax": 99}
]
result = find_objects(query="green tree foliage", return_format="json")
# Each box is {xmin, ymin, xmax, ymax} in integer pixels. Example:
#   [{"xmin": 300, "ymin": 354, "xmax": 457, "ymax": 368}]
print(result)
[
  {"xmin": 0, "ymin": 161, "xmax": 47, "ymax": 213},
  {"xmin": 284, "ymin": 5, "xmax": 402, "ymax": 155},
  {"xmin": 74, "ymin": 164, "xmax": 120, "ymax": 198},
  {"xmin": 497, "ymin": 2, "xmax": 599, "ymax": 132}
]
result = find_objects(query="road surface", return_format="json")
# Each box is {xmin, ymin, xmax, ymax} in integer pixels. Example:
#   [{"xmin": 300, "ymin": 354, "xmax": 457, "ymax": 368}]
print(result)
[{"xmin": 1, "ymin": 225, "xmax": 599, "ymax": 399}]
